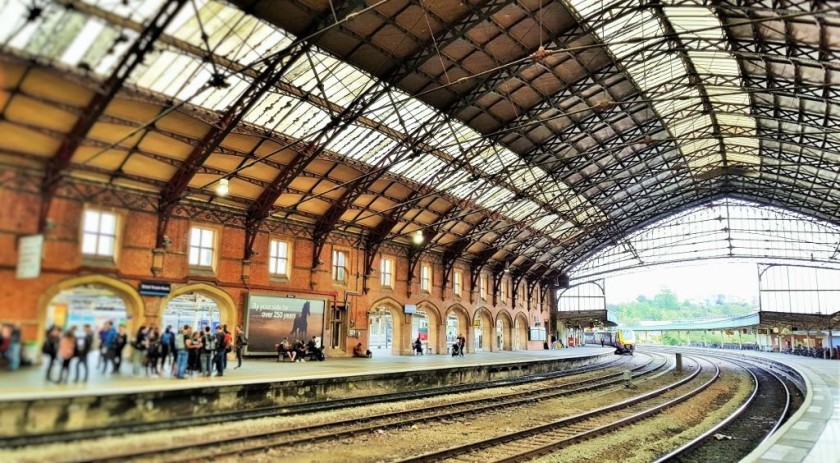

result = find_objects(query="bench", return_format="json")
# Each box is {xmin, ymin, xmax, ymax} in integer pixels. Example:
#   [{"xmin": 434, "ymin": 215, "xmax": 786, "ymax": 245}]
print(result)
[{"xmin": 275, "ymin": 344, "xmax": 294, "ymax": 362}]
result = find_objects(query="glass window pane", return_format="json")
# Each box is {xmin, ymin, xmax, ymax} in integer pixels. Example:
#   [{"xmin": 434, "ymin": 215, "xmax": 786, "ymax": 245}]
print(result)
[
  {"xmin": 99, "ymin": 212, "xmax": 116, "ymax": 234},
  {"xmin": 277, "ymin": 241, "xmax": 287, "ymax": 258},
  {"xmin": 189, "ymin": 246, "xmax": 199, "ymax": 265},
  {"xmin": 83, "ymin": 210, "xmax": 100, "ymax": 233},
  {"xmin": 200, "ymin": 248, "xmax": 213, "ymax": 266},
  {"xmin": 201, "ymin": 229, "xmax": 214, "ymax": 247},
  {"xmin": 82, "ymin": 233, "xmax": 98, "ymax": 254},
  {"xmin": 98, "ymin": 236, "xmax": 114, "ymax": 256},
  {"xmin": 269, "ymin": 257, "xmax": 277, "ymax": 274},
  {"xmin": 191, "ymin": 227, "xmax": 201, "ymax": 245}
]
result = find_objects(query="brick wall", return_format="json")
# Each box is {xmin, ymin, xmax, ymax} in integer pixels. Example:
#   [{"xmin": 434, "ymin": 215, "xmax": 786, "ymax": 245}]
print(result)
[{"xmin": 0, "ymin": 170, "xmax": 551, "ymax": 355}]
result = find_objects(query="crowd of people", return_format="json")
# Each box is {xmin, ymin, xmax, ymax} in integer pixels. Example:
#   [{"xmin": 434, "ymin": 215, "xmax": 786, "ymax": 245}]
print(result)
[{"xmin": 39, "ymin": 322, "xmax": 249, "ymax": 383}]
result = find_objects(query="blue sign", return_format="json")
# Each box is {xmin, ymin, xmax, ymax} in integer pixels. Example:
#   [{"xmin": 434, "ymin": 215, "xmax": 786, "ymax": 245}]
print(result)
[{"xmin": 139, "ymin": 281, "xmax": 171, "ymax": 297}]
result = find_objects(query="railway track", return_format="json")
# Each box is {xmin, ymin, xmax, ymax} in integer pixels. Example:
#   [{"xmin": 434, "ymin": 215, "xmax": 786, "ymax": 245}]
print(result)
[
  {"xmin": 649, "ymin": 349, "xmax": 798, "ymax": 462},
  {"xmin": 0, "ymin": 355, "xmax": 632, "ymax": 449},
  {"xmin": 73, "ymin": 353, "xmax": 670, "ymax": 462},
  {"xmin": 395, "ymin": 354, "xmax": 716, "ymax": 463}
]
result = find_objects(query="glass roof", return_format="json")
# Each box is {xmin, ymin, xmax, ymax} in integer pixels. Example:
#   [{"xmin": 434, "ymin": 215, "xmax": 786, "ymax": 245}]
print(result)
[
  {"xmin": 569, "ymin": 198, "xmax": 840, "ymax": 281},
  {"xmin": 0, "ymin": 0, "xmax": 599, "ymax": 240},
  {"xmin": 563, "ymin": 0, "xmax": 760, "ymax": 174}
]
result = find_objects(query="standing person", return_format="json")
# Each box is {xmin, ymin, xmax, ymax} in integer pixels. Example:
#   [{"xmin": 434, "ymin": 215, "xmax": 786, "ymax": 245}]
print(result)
[
  {"xmin": 74, "ymin": 324, "xmax": 94, "ymax": 382},
  {"xmin": 222, "ymin": 325, "xmax": 232, "ymax": 371},
  {"xmin": 200, "ymin": 326, "xmax": 214, "ymax": 377},
  {"xmin": 457, "ymin": 333, "xmax": 466, "ymax": 357},
  {"xmin": 174, "ymin": 325, "xmax": 190, "ymax": 379},
  {"xmin": 159, "ymin": 325, "xmax": 173, "ymax": 371},
  {"xmin": 234, "ymin": 326, "xmax": 247, "ymax": 369},
  {"xmin": 99, "ymin": 322, "xmax": 116, "ymax": 374},
  {"xmin": 190, "ymin": 330, "xmax": 204, "ymax": 376},
  {"xmin": 113, "ymin": 324, "xmax": 128, "ymax": 373},
  {"xmin": 7, "ymin": 324, "xmax": 22, "ymax": 371},
  {"xmin": 96, "ymin": 324, "xmax": 108, "ymax": 370},
  {"xmin": 414, "ymin": 337, "xmax": 423, "ymax": 355},
  {"xmin": 43, "ymin": 325, "xmax": 61, "ymax": 382},
  {"xmin": 57, "ymin": 327, "xmax": 77, "ymax": 384},
  {"xmin": 146, "ymin": 328, "xmax": 161, "ymax": 377},
  {"xmin": 131, "ymin": 326, "xmax": 148, "ymax": 376},
  {"xmin": 214, "ymin": 325, "xmax": 226, "ymax": 376}
]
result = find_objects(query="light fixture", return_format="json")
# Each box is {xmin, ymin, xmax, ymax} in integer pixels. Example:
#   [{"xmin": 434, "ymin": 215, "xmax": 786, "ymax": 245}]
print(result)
[
  {"xmin": 412, "ymin": 230, "xmax": 424, "ymax": 245},
  {"xmin": 216, "ymin": 178, "xmax": 229, "ymax": 197}
]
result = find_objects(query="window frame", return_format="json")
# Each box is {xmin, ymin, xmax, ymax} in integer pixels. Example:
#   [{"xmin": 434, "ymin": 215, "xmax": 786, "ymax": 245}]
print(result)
[
  {"xmin": 420, "ymin": 263, "xmax": 431, "ymax": 293},
  {"xmin": 188, "ymin": 225, "xmax": 217, "ymax": 271},
  {"xmin": 80, "ymin": 208, "xmax": 119, "ymax": 261},
  {"xmin": 380, "ymin": 256, "xmax": 394, "ymax": 288},
  {"xmin": 332, "ymin": 249, "xmax": 348, "ymax": 284},
  {"xmin": 268, "ymin": 238, "xmax": 291, "ymax": 279}
]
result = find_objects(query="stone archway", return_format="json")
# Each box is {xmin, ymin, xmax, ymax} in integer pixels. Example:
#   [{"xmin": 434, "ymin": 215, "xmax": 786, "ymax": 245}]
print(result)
[
  {"xmin": 495, "ymin": 310, "xmax": 513, "ymax": 351},
  {"xmin": 159, "ymin": 283, "xmax": 237, "ymax": 331},
  {"xmin": 415, "ymin": 301, "xmax": 442, "ymax": 355},
  {"xmin": 445, "ymin": 304, "xmax": 470, "ymax": 354},
  {"xmin": 473, "ymin": 307, "xmax": 494, "ymax": 352},
  {"xmin": 514, "ymin": 312, "xmax": 529, "ymax": 350},
  {"xmin": 367, "ymin": 297, "xmax": 406, "ymax": 355},
  {"xmin": 38, "ymin": 275, "xmax": 144, "ymax": 353}
]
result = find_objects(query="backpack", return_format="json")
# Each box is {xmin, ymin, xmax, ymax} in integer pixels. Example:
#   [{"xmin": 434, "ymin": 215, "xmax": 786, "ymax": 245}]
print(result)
[
  {"xmin": 161, "ymin": 331, "xmax": 172, "ymax": 346},
  {"xmin": 174, "ymin": 333, "xmax": 186, "ymax": 350},
  {"xmin": 203, "ymin": 333, "xmax": 216, "ymax": 352}
]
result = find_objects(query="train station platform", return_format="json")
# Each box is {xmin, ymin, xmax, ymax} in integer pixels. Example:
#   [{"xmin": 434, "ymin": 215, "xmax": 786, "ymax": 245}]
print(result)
[
  {"xmin": 645, "ymin": 346, "xmax": 838, "ymax": 463},
  {"xmin": 741, "ymin": 352, "xmax": 840, "ymax": 463},
  {"xmin": 0, "ymin": 347, "xmax": 615, "ymax": 438}
]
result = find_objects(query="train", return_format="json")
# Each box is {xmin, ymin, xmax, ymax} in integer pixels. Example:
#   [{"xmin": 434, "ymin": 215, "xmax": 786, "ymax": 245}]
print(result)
[{"xmin": 585, "ymin": 329, "xmax": 636, "ymax": 355}]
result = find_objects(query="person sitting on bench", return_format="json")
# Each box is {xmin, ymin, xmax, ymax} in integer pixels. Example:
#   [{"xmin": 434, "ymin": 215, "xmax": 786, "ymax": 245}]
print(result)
[{"xmin": 276, "ymin": 338, "xmax": 294, "ymax": 362}]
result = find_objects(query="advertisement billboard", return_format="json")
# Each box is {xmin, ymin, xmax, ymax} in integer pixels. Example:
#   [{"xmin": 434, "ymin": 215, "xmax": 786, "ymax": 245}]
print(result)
[{"xmin": 245, "ymin": 294, "xmax": 326, "ymax": 355}]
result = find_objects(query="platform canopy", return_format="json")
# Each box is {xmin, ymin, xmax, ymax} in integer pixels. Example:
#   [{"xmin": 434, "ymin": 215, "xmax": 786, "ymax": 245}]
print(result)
[{"xmin": 1, "ymin": 0, "xmax": 839, "ymax": 283}]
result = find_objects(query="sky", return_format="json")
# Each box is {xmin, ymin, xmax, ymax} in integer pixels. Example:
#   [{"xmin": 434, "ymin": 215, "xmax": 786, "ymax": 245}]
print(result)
[{"xmin": 603, "ymin": 262, "xmax": 759, "ymax": 305}]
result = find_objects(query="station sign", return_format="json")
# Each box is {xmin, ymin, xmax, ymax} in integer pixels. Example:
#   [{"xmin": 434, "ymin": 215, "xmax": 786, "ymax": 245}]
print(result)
[
  {"xmin": 16, "ymin": 234, "xmax": 44, "ymax": 279},
  {"xmin": 139, "ymin": 281, "xmax": 171, "ymax": 297}
]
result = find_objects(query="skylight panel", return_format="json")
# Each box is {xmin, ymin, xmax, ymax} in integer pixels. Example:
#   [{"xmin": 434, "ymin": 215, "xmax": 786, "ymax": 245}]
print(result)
[
  {"xmin": 391, "ymin": 155, "xmax": 445, "ymax": 185},
  {"xmin": 506, "ymin": 200, "xmax": 541, "ymax": 221},
  {"xmin": 58, "ymin": 19, "xmax": 105, "ymax": 66},
  {"xmin": 727, "ymin": 152, "xmax": 761, "ymax": 165},
  {"xmin": 438, "ymin": 170, "xmax": 471, "ymax": 191},
  {"xmin": 533, "ymin": 214, "xmax": 560, "ymax": 230},
  {"xmin": 672, "ymin": 114, "xmax": 713, "ymax": 137},
  {"xmin": 680, "ymin": 139, "xmax": 717, "ymax": 157},
  {"xmin": 447, "ymin": 178, "xmax": 485, "ymax": 200},
  {"xmin": 272, "ymin": 99, "xmax": 329, "ymax": 139},
  {"xmin": 665, "ymin": 8, "xmax": 722, "ymax": 39},
  {"xmin": 475, "ymin": 186, "xmax": 514, "ymax": 210},
  {"xmin": 689, "ymin": 51, "xmax": 740, "ymax": 76}
]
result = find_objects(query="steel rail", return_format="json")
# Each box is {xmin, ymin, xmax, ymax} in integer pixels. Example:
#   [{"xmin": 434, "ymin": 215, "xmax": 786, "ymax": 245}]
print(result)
[
  {"xmin": 107, "ymin": 354, "xmax": 668, "ymax": 463},
  {"xmin": 396, "ymin": 355, "xmax": 714, "ymax": 463}
]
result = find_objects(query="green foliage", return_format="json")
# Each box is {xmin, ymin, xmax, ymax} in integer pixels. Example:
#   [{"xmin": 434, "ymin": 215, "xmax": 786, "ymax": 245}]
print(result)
[{"xmin": 608, "ymin": 288, "xmax": 754, "ymax": 325}]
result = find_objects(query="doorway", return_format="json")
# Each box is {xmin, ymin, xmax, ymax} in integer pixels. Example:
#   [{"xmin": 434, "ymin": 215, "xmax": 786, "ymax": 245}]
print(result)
[
  {"xmin": 163, "ymin": 292, "xmax": 220, "ymax": 331},
  {"xmin": 369, "ymin": 308, "xmax": 393, "ymax": 355}
]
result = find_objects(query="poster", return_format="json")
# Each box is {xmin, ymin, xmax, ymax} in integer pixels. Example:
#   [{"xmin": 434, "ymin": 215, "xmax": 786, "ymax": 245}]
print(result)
[{"xmin": 245, "ymin": 294, "xmax": 326, "ymax": 355}]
